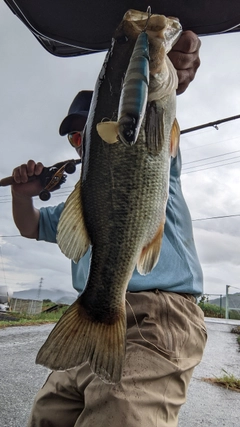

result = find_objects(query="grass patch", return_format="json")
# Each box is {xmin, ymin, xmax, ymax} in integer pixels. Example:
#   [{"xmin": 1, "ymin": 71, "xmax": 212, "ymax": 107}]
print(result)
[
  {"xmin": 0, "ymin": 305, "xmax": 68, "ymax": 328},
  {"xmin": 231, "ymin": 326, "xmax": 240, "ymax": 350},
  {"xmin": 231, "ymin": 326, "xmax": 240, "ymax": 334},
  {"xmin": 198, "ymin": 302, "xmax": 225, "ymax": 318},
  {"xmin": 203, "ymin": 370, "xmax": 240, "ymax": 392}
]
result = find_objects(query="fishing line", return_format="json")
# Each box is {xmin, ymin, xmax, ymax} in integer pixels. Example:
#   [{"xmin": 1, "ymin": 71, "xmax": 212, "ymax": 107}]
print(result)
[
  {"xmin": 125, "ymin": 298, "xmax": 202, "ymax": 364},
  {"xmin": 126, "ymin": 298, "xmax": 170, "ymax": 356},
  {"xmin": 126, "ymin": 298, "xmax": 238, "ymax": 373}
]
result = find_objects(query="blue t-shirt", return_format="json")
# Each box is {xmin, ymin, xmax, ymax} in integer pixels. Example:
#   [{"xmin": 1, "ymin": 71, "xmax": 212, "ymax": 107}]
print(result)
[{"xmin": 39, "ymin": 150, "xmax": 203, "ymax": 296}]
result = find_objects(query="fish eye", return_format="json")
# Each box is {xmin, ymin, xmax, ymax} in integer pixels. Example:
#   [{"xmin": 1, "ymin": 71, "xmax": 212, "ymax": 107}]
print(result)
[{"xmin": 124, "ymin": 129, "xmax": 134, "ymax": 138}]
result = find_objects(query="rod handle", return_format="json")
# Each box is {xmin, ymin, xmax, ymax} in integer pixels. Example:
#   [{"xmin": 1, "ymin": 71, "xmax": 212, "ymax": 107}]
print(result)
[
  {"xmin": 0, "ymin": 176, "xmax": 15, "ymax": 187},
  {"xmin": 0, "ymin": 175, "xmax": 37, "ymax": 187}
]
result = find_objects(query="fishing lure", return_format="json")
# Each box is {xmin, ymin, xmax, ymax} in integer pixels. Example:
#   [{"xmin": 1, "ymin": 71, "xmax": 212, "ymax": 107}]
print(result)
[{"xmin": 97, "ymin": 27, "xmax": 150, "ymax": 146}]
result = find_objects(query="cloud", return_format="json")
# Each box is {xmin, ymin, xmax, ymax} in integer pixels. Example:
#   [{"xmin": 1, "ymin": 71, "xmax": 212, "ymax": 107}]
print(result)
[{"xmin": 194, "ymin": 228, "xmax": 240, "ymax": 264}]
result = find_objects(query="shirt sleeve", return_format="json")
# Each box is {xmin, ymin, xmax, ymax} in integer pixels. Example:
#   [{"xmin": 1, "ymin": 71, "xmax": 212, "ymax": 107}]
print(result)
[{"xmin": 38, "ymin": 202, "xmax": 65, "ymax": 243}]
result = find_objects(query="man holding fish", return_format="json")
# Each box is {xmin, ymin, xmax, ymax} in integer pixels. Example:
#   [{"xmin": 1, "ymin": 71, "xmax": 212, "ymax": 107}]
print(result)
[{"xmin": 11, "ymin": 10, "xmax": 206, "ymax": 427}]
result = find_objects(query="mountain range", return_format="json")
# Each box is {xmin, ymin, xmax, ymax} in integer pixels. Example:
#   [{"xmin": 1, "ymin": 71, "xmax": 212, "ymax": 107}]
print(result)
[
  {"xmin": 12, "ymin": 288, "xmax": 78, "ymax": 305},
  {"xmin": 11, "ymin": 289, "xmax": 240, "ymax": 309},
  {"xmin": 210, "ymin": 293, "xmax": 240, "ymax": 310}
]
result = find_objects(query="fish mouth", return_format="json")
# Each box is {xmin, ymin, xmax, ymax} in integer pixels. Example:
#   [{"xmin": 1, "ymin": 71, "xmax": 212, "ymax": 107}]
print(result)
[
  {"xmin": 164, "ymin": 18, "xmax": 182, "ymax": 51},
  {"xmin": 123, "ymin": 9, "xmax": 182, "ymax": 53}
]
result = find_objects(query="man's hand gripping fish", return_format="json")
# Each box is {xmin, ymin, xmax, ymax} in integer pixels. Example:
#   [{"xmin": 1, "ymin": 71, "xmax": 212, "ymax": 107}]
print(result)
[{"xmin": 36, "ymin": 9, "xmax": 182, "ymax": 384}]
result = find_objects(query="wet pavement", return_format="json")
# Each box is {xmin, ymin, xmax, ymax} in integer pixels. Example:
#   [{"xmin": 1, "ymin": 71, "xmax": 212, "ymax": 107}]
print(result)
[
  {"xmin": 179, "ymin": 318, "xmax": 240, "ymax": 426},
  {"xmin": 0, "ymin": 318, "xmax": 239, "ymax": 426}
]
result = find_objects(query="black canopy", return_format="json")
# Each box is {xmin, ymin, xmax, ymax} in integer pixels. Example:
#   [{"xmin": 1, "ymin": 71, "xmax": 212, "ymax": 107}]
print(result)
[{"xmin": 4, "ymin": 0, "xmax": 240, "ymax": 57}]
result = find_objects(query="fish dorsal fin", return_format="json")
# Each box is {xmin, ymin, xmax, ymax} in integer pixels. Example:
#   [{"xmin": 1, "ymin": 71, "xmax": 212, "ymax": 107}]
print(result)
[
  {"xmin": 96, "ymin": 121, "xmax": 119, "ymax": 144},
  {"xmin": 137, "ymin": 220, "xmax": 165, "ymax": 275},
  {"xmin": 170, "ymin": 118, "xmax": 180, "ymax": 158},
  {"xmin": 57, "ymin": 180, "xmax": 90, "ymax": 263},
  {"xmin": 145, "ymin": 100, "xmax": 164, "ymax": 155}
]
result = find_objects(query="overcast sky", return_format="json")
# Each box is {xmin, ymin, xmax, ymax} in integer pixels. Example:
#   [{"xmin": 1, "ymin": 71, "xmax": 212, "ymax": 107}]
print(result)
[{"xmin": 0, "ymin": 2, "xmax": 240, "ymax": 300}]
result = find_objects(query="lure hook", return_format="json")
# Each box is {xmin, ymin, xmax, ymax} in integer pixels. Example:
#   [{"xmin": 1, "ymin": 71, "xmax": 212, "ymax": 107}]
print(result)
[{"xmin": 143, "ymin": 6, "xmax": 152, "ymax": 32}]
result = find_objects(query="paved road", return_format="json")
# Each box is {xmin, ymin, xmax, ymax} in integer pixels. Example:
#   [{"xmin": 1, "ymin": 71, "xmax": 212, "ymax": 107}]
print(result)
[
  {"xmin": 0, "ymin": 319, "xmax": 239, "ymax": 427},
  {"xmin": 179, "ymin": 319, "xmax": 240, "ymax": 427}
]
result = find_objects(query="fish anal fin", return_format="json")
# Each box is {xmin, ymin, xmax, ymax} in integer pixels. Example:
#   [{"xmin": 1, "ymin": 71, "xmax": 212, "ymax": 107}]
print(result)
[
  {"xmin": 36, "ymin": 298, "xmax": 126, "ymax": 384},
  {"xmin": 137, "ymin": 220, "xmax": 165, "ymax": 275},
  {"xmin": 57, "ymin": 180, "xmax": 90, "ymax": 263},
  {"xmin": 170, "ymin": 118, "xmax": 180, "ymax": 158},
  {"xmin": 96, "ymin": 121, "xmax": 119, "ymax": 144}
]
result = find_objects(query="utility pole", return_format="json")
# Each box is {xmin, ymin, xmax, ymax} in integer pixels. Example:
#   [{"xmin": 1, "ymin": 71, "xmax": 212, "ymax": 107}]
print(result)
[
  {"xmin": 225, "ymin": 285, "xmax": 230, "ymax": 319},
  {"xmin": 37, "ymin": 277, "xmax": 43, "ymax": 300}
]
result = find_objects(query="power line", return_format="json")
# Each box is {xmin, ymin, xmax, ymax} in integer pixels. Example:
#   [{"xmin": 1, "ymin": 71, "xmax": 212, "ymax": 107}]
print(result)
[
  {"xmin": 182, "ymin": 158, "xmax": 240, "ymax": 174},
  {"xmin": 183, "ymin": 150, "xmax": 240, "ymax": 165},
  {"xmin": 182, "ymin": 157, "xmax": 240, "ymax": 172},
  {"xmin": 192, "ymin": 214, "xmax": 240, "ymax": 221},
  {"xmin": 0, "ymin": 155, "xmax": 239, "ymax": 202},
  {"xmin": 1, "ymin": 214, "xmax": 240, "ymax": 240},
  {"xmin": 0, "ymin": 234, "xmax": 21, "ymax": 238},
  {"xmin": 181, "ymin": 135, "xmax": 240, "ymax": 152},
  {"xmin": 0, "ymin": 188, "xmax": 73, "ymax": 204}
]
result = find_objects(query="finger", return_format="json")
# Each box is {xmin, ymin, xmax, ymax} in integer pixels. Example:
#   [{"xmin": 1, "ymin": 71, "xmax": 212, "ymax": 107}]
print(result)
[
  {"xmin": 176, "ymin": 67, "xmax": 198, "ymax": 95},
  {"xmin": 168, "ymin": 49, "xmax": 201, "ymax": 71},
  {"xmin": 26, "ymin": 159, "xmax": 37, "ymax": 177},
  {"xmin": 177, "ymin": 66, "xmax": 198, "ymax": 86},
  {"xmin": 12, "ymin": 164, "xmax": 28, "ymax": 184},
  {"xmin": 35, "ymin": 162, "xmax": 44, "ymax": 176},
  {"xmin": 172, "ymin": 30, "xmax": 201, "ymax": 54},
  {"xmin": 169, "ymin": 31, "xmax": 201, "ymax": 71},
  {"xmin": 19, "ymin": 164, "xmax": 30, "ymax": 183},
  {"xmin": 176, "ymin": 80, "xmax": 191, "ymax": 96},
  {"xmin": 12, "ymin": 167, "xmax": 23, "ymax": 184}
]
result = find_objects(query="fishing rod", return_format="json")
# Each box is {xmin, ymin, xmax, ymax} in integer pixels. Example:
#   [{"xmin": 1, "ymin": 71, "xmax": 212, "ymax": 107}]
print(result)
[
  {"xmin": 1, "ymin": 114, "xmax": 239, "ymax": 198},
  {"xmin": 180, "ymin": 114, "xmax": 240, "ymax": 134},
  {"xmin": 0, "ymin": 159, "xmax": 81, "ymax": 201}
]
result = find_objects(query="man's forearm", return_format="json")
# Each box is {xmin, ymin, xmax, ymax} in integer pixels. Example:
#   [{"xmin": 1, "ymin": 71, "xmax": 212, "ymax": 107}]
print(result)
[{"xmin": 12, "ymin": 191, "xmax": 40, "ymax": 239}]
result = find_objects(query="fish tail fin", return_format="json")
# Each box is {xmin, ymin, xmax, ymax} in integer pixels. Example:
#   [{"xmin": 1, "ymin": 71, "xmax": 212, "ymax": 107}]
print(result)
[
  {"xmin": 36, "ymin": 298, "xmax": 126, "ymax": 384},
  {"xmin": 96, "ymin": 121, "xmax": 119, "ymax": 143}
]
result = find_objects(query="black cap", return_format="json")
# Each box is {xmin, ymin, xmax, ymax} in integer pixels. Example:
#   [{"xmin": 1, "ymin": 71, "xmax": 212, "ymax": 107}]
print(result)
[{"xmin": 59, "ymin": 90, "xmax": 93, "ymax": 136}]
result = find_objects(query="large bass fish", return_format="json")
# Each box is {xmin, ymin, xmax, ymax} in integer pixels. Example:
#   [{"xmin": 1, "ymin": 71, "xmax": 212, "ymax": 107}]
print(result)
[{"xmin": 36, "ymin": 9, "xmax": 182, "ymax": 384}]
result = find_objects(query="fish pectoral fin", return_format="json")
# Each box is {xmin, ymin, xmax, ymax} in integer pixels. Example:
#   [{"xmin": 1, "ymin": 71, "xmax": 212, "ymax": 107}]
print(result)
[
  {"xmin": 96, "ymin": 121, "xmax": 119, "ymax": 144},
  {"xmin": 57, "ymin": 180, "xmax": 90, "ymax": 263},
  {"xmin": 145, "ymin": 100, "xmax": 164, "ymax": 155},
  {"xmin": 36, "ymin": 297, "xmax": 126, "ymax": 384},
  {"xmin": 170, "ymin": 118, "xmax": 180, "ymax": 158},
  {"xmin": 137, "ymin": 220, "xmax": 165, "ymax": 275}
]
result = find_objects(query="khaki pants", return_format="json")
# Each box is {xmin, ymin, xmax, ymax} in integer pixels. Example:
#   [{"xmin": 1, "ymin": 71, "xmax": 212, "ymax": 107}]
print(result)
[{"xmin": 28, "ymin": 291, "xmax": 207, "ymax": 427}]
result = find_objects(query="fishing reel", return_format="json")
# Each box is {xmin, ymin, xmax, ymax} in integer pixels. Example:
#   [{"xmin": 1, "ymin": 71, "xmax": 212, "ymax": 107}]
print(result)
[
  {"xmin": 0, "ymin": 158, "xmax": 81, "ymax": 201},
  {"xmin": 38, "ymin": 159, "xmax": 81, "ymax": 201}
]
